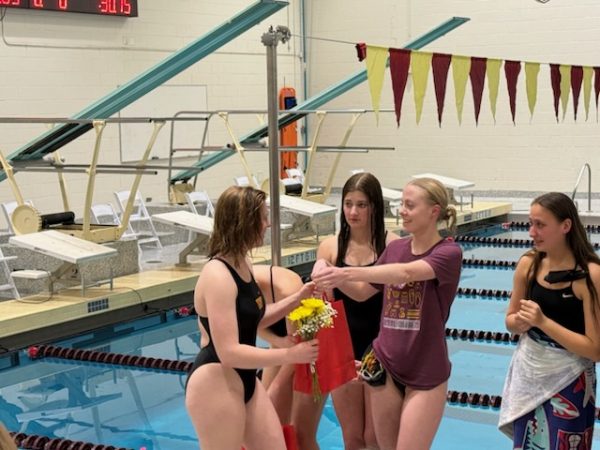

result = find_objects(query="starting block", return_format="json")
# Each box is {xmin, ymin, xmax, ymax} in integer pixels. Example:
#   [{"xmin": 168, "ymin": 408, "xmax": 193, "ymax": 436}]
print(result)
[
  {"xmin": 151, "ymin": 211, "xmax": 213, "ymax": 266},
  {"xmin": 9, "ymin": 230, "xmax": 117, "ymax": 295},
  {"xmin": 411, "ymin": 173, "xmax": 474, "ymax": 209},
  {"xmin": 269, "ymin": 195, "xmax": 337, "ymax": 243}
]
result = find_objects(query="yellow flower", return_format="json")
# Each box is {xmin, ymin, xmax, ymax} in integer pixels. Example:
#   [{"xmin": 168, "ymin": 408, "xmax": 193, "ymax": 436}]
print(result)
[
  {"xmin": 288, "ymin": 306, "xmax": 314, "ymax": 322},
  {"xmin": 300, "ymin": 298, "xmax": 326, "ymax": 313}
]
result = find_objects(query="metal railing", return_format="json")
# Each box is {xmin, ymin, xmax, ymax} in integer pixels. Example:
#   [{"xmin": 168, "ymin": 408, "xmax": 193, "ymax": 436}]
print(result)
[{"xmin": 571, "ymin": 163, "xmax": 592, "ymax": 212}]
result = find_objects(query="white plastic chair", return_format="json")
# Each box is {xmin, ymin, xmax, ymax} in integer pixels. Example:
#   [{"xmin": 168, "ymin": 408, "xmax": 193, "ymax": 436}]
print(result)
[
  {"xmin": 233, "ymin": 175, "xmax": 259, "ymax": 187},
  {"xmin": 90, "ymin": 203, "xmax": 121, "ymax": 226},
  {"xmin": 286, "ymin": 167, "xmax": 322, "ymax": 194},
  {"xmin": 185, "ymin": 191, "xmax": 214, "ymax": 217},
  {"xmin": 113, "ymin": 190, "xmax": 162, "ymax": 249}
]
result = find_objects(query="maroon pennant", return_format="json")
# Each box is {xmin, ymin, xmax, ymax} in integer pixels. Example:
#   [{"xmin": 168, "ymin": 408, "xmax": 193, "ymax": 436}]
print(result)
[
  {"xmin": 431, "ymin": 53, "xmax": 452, "ymax": 126},
  {"xmin": 594, "ymin": 67, "xmax": 600, "ymax": 118},
  {"xmin": 550, "ymin": 64, "xmax": 561, "ymax": 123},
  {"xmin": 504, "ymin": 60, "xmax": 521, "ymax": 124},
  {"xmin": 571, "ymin": 66, "xmax": 583, "ymax": 121},
  {"xmin": 355, "ymin": 43, "xmax": 367, "ymax": 62},
  {"xmin": 389, "ymin": 48, "xmax": 411, "ymax": 126},
  {"xmin": 469, "ymin": 57, "xmax": 487, "ymax": 125}
]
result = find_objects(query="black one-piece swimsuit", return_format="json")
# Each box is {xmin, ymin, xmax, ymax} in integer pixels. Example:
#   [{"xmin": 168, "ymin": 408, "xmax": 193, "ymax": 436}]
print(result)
[{"xmin": 186, "ymin": 258, "xmax": 266, "ymax": 403}]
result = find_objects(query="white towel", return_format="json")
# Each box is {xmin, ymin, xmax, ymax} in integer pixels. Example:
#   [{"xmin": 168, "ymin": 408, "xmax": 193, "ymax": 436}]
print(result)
[{"xmin": 498, "ymin": 333, "xmax": 593, "ymax": 438}]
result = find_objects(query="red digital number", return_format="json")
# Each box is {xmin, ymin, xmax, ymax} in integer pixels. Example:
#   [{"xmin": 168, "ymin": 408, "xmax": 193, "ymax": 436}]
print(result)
[
  {"xmin": 0, "ymin": 0, "xmax": 21, "ymax": 5},
  {"xmin": 58, "ymin": 0, "xmax": 67, "ymax": 10},
  {"xmin": 100, "ymin": 0, "xmax": 131, "ymax": 15},
  {"xmin": 32, "ymin": 0, "xmax": 43, "ymax": 7},
  {"xmin": 99, "ymin": 0, "xmax": 114, "ymax": 14},
  {"xmin": 120, "ymin": 0, "xmax": 130, "ymax": 14}
]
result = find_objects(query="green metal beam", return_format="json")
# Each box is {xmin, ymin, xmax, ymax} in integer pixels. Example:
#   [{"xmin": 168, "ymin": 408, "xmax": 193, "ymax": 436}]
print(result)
[
  {"xmin": 0, "ymin": 0, "xmax": 288, "ymax": 182},
  {"xmin": 170, "ymin": 16, "xmax": 470, "ymax": 183}
]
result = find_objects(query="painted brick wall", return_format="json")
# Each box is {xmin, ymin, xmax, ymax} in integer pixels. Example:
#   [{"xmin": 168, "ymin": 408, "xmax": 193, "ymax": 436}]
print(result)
[{"xmin": 304, "ymin": 0, "xmax": 600, "ymax": 194}]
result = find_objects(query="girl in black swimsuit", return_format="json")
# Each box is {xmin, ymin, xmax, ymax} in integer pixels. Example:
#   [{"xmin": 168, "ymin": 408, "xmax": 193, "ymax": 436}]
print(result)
[
  {"xmin": 185, "ymin": 186, "xmax": 318, "ymax": 450},
  {"xmin": 308, "ymin": 172, "xmax": 400, "ymax": 450},
  {"xmin": 254, "ymin": 264, "xmax": 304, "ymax": 425}
]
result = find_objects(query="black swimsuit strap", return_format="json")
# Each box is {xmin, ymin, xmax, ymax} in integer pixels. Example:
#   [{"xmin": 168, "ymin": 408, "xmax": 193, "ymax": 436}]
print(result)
[
  {"xmin": 212, "ymin": 256, "xmax": 256, "ymax": 284},
  {"xmin": 269, "ymin": 265, "xmax": 276, "ymax": 304}
]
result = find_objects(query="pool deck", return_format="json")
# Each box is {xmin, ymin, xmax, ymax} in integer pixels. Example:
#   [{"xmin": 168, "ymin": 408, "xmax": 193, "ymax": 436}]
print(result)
[{"xmin": 0, "ymin": 200, "xmax": 512, "ymax": 351}]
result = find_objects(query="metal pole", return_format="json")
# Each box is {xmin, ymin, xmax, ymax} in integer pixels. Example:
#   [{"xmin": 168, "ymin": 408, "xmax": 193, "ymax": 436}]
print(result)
[{"xmin": 262, "ymin": 25, "xmax": 290, "ymax": 267}]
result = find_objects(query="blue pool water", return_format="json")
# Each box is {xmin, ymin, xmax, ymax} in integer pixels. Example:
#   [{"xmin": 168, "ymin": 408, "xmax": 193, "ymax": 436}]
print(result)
[{"xmin": 3, "ymin": 226, "xmax": 600, "ymax": 449}]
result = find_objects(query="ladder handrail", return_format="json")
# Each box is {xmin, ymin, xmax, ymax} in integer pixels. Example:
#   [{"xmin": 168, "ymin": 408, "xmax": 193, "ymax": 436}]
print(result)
[{"xmin": 571, "ymin": 163, "xmax": 592, "ymax": 212}]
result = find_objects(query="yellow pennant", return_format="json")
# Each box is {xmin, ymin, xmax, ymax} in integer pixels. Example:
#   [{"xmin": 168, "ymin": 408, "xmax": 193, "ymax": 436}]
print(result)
[
  {"xmin": 583, "ymin": 66, "xmax": 593, "ymax": 121},
  {"xmin": 411, "ymin": 51, "xmax": 433, "ymax": 124},
  {"xmin": 559, "ymin": 65, "xmax": 571, "ymax": 121},
  {"xmin": 366, "ymin": 45, "xmax": 389, "ymax": 125},
  {"xmin": 525, "ymin": 62, "xmax": 540, "ymax": 122},
  {"xmin": 486, "ymin": 59, "xmax": 502, "ymax": 124},
  {"xmin": 451, "ymin": 55, "xmax": 471, "ymax": 125}
]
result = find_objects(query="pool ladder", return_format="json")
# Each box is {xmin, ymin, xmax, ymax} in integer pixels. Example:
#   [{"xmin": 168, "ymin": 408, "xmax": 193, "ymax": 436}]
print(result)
[{"xmin": 571, "ymin": 163, "xmax": 592, "ymax": 212}]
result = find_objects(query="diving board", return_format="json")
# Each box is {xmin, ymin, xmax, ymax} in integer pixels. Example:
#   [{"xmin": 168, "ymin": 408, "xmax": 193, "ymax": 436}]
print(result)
[
  {"xmin": 169, "ymin": 17, "xmax": 470, "ymax": 184},
  {"xmin": 9, "ymin": 230, "xmax": 117, "ymax": 295},
  {"xmin": 152, "ymin": 211, "xmax": 213, "ymax": 266},
  {"xmin": 0, "ymin": 0, "xmax": 287, "ymax": 177}
]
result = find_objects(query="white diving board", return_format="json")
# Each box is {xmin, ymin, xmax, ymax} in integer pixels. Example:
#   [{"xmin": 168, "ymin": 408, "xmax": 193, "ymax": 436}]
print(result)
[
  {"xmin": 152, "ymin": 211, "xmax": 213, "ymax": 266},
  {"xmin": 9, "ymin": 230, "xmax": 118, "ymax": 295}
]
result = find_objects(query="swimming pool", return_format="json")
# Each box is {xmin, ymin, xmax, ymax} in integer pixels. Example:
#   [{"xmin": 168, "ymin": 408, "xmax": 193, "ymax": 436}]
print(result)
[{"xmin": 3, "ymin": 224, "xmax": 600, "ymax": 449}]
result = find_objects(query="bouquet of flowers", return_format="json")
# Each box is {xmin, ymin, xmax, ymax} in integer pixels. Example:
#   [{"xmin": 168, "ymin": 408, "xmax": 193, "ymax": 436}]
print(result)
[{"xmin": 288, "ymin": 297, "xmax": 337, "ymax": 402}]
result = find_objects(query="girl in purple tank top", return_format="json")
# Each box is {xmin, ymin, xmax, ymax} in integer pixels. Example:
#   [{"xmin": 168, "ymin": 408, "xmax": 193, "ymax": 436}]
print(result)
[
  {"xmin": 313, "ymin": 177, "xmax": 462, "ymax": 450},
  {"xmin": 307, "ymin": 172, "xmax": 399, "ymax": 450}
]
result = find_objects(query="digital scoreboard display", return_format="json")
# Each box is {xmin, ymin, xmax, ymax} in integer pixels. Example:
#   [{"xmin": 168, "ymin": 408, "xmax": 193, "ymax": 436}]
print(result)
[{"xmin": 0, "ymin": 0, "xmax": 138, "ymax": 17}]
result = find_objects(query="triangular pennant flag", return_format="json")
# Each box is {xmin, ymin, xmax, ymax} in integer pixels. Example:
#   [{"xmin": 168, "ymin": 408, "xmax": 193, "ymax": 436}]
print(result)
[
  {"xmin": 451, "ymin": 55, "xmax": 471, "ymax": 125},
  {"xmin": 594, "ymin": 67, "xmax": 600, "ymax": 121},
  {"xmin": 486, "ymin": 59, "xmax": 502, "ymax": 124},
  {"xmin": 504, "ymin": 60, "xmax": 521, "ymax": 124},
  {"xmin": 550, "ymin": 64, "xmax": 561, "ymax": 122},
  {"xmin": 571, "ymin": 66, "xmax": 583, "ymax": 121},
  {"xmin": 389, "ymin": 48, "xmax": 411, "ymax": 126},
  {"xmin": 524, "ymin": 62, "xmax": 540, "ymax": 121},
  {"xmin": 432, "ymin": 53, "xmax": 452, "ymax": 127},
  {"xmin": 559, "ymin": 65, "xmax": 571, "ymax": 121},
  {"xmin": 365, "ymin": 45, "xmax": 388, "ymax": 124},
  {"xmin": 469, "ymin": 57, "xmax": 487, "ymax": 125},
  {"xmin": 582, "ymin": 66, "xmax": 593, "ymax": 121},
  {"xmin": 411, "ymin": 51, "xmax": 433, "ymax": 124}
]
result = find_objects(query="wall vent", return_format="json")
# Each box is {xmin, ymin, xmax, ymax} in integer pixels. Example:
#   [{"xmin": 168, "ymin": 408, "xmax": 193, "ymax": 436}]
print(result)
[{"xmin": 87, "ymin": 298, "xmax": 109, "ymax": 313}]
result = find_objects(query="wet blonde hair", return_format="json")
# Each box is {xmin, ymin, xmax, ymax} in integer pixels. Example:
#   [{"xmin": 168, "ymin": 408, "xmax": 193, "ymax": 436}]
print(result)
[
  {"xmin": 208, "ymin": 186, "xmax": 267, "ymax": 265},
  {"xmin": 407, "ymin": 177, "xmax": 457, "ymax": 235}
]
